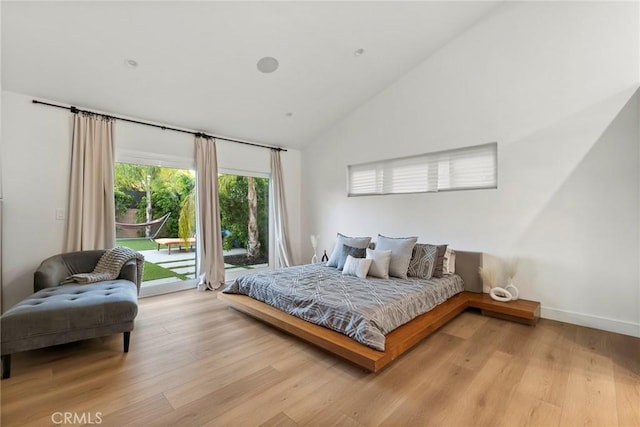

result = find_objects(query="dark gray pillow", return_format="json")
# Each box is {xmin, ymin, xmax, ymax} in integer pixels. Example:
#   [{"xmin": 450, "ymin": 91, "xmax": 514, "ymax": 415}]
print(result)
[
  {"xmin": 336, "ymin": 244, "xmax": 366, "ymax": 270},
  {"xmin": 431, "ymin": 244, "xmax": 449, "ymax": 278}
]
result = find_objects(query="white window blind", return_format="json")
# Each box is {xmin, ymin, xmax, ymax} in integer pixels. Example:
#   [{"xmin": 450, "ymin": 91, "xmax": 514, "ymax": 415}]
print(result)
[{"xmin": 348, "ymin": 142, "xmax": 497, "ymax": 196}]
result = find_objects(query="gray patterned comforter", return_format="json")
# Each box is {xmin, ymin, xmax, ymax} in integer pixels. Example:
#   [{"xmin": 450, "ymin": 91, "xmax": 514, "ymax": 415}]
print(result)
[{"xmin": 222, "ymin": 264, "xmax": 464, "ymax": 351}]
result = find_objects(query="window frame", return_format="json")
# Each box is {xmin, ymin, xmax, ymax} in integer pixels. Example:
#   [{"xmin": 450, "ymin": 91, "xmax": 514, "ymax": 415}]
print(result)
[
  {"xmin": 217, "ymin": 168, "xmax": 273, "ymax": 280},
  {"xmin": 347, "ymin": 142, "xmax": 497, "ymax": 197}
]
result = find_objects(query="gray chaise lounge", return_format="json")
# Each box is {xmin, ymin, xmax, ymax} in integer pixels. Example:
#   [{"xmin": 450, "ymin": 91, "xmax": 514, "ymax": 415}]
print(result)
[{"xmin": 0, "ymin": 250, "xmax": 141, "ymax": 379}]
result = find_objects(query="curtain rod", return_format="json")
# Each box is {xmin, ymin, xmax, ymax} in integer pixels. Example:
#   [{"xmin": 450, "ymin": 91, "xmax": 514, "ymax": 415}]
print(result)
[{"xmin": 32, "ymin": 99, "xmax": 287, "ymax": 152}]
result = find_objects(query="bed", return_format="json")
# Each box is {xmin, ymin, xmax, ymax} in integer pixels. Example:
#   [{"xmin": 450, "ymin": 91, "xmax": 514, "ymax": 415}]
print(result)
[{"xmin": 219, "ymin": 250, "xmax": 483, "ymax": 372}]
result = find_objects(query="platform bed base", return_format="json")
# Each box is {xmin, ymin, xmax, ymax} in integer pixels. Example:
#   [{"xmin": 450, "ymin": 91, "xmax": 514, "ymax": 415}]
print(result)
[
  {"xmin": 220, "ymin": 291, "xmax": 472, "ymax": 372},
  {"xmin": 219, "ymin": 291, "xmax": 540, "ymax": 372}
]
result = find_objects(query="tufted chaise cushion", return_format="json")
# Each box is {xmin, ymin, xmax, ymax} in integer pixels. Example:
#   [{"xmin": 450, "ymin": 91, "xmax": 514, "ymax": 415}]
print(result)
[{"xmin": 1, "ymin": 280, "xmax": 138, "ymax": 355}]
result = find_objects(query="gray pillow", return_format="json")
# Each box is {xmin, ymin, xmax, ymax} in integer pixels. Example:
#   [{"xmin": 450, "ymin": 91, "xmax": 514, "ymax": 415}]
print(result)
[
  {"xmin": 326, "ymin": 233, "xmax": 371, "ymax": 267},
  {"xmin": 431, "ymin": 244, "xmax": 449, "ymax": 278},
  {"xmin": 407, "ymin": 244, "xmax": 438, "ymax": 279},
  {"xmin": 366, "ymin": 248, "xmax": 392, "ymax": 279},
  {"xmin": 336, "ymin": 244, "xmax": 366, "ymax": 270},
  {"xmin": 375, "ymin": 235, "xmax": 418, "ymax": 279},
  {"xmin": 408, "ymin": 243, "xmax": 448, "ymax": 279}
]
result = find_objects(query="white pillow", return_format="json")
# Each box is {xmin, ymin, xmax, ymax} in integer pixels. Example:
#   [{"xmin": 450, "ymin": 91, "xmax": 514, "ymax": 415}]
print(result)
[
  {"xmin": 375, "ymin": 235, "xmax": 418, "ymax": 279},
  {"xmin": 366, "ymin": 248, "xmax": 392, "ymax": 279},
  {"xmin": 342, "ymin": 255, "xmax": 373, "ymax": 279},
  {"xmin": 326, "ymin": 233, "xmax": 372, "ymax": 268},
  {"xmin": 443, "ymin": 247, "xmax": 456, "ymax": 274}
]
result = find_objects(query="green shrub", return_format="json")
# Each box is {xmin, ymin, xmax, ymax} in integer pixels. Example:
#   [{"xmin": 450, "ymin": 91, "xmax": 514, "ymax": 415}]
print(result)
[{"xmin": 114, "ymin": 189, "xmax": 133, "ymax": 217}]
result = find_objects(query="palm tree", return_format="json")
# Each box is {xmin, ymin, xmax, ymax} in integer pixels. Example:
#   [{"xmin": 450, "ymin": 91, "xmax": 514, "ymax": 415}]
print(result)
[{"xmin": 178, "ymin": 190, "xmax": 195, "ymax": 247}]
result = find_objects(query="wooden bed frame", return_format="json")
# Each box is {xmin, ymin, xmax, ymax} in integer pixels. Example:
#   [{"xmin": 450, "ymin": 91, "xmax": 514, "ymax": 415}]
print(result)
[{"xmin": 218, "ymin": 251, "xmax": 485, "ymax": 372}]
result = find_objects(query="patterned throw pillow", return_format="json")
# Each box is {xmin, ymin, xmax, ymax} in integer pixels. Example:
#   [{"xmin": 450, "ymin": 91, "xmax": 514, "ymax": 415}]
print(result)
[
  {"xmin": 342, "ymin": 255, "xmax": 373, "ymax": 279},
  {"xmin": 407, "ymin": 244, "xmax": 438, "ymax": 279},
  {"xmin": 336, "ymin": 244, "xmax": 367, "ymax": 270},
  {"xmin": 366, "ymin": 248, "xmax": 392, "ymax": 279},
  {"xmin": 407, "ymin": 244, "xmax": 449, "ymax": 279},
  {"xmin": 375, "ymin": 235, "xmax": 418, "ymax": 279},
  {"xmin": 326, "ymin": 233, "xmax": 372, "ymax": 268}
]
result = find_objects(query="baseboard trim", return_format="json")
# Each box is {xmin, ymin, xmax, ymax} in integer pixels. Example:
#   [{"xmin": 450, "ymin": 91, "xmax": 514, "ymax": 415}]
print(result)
[{"xmin": 541, "ymin": 306, "xmax": 639, "ymax": 337}]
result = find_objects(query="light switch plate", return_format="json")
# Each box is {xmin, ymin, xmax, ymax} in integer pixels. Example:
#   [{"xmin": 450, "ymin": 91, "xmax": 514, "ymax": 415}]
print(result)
[{"xmin": 56, "ymin": 208, "xmax": 65, "ymax": 220}]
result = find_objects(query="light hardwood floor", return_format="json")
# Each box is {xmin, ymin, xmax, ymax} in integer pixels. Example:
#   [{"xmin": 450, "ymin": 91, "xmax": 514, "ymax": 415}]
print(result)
[{"xmin": 1, "ymin": 289, "xmax": 638, "ymax": 426}]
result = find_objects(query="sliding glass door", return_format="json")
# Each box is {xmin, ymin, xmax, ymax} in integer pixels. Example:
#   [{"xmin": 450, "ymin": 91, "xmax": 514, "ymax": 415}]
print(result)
[
  {"xmin": 114, "ymin": 162, "xmax": 198, "ymax": 296},
  {"xmin": 113, "ymin": 150, "xmax": 272, "ymax": 295}
]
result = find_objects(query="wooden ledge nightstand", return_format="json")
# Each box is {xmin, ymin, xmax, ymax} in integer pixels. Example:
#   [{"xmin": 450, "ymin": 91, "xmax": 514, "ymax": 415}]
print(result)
[{"xmin": 464, "ymin": 292, "xmax": 541, "ymax": 326}]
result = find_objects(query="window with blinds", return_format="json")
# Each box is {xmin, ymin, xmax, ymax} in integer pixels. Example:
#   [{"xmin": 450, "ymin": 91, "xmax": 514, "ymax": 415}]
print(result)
[{"xmin": 347, "ymin": 142, "xmax": 497, "ymax": 196}]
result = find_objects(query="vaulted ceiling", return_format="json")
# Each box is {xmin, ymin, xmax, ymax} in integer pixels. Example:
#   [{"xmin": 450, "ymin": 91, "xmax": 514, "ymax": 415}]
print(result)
[{"xmin": 2, "ymin": 1, "xmax": 501, "ymax": 149}]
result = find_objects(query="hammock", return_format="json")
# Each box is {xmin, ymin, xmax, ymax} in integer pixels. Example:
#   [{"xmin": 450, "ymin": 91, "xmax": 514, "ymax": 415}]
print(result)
[{"xmin": 115, "ymin": 212, "xmax": 171, "ymax": 239}]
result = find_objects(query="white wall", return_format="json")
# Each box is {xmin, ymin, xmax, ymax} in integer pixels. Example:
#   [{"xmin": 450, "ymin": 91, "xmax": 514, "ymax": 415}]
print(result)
[
  {"xmin": 302, "ymin": 1, "xmax": 640, "ymax": 336},
  {"xmin": 1, "ymin": 91, "xmax": 72, "ymax": 313},
  {"xmin": 1, "ymin": 90, "xmax": 302, "ymax": 311}
]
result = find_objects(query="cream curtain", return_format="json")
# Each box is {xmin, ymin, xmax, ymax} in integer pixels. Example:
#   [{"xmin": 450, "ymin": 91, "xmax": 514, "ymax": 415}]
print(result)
[
  {"xmin": 65, "ymin": 113, "xmax": 116, "ymax": 251},
  {"xmin": 271, "ymin": 149, "xmax": 293, "ymax": 268},
  {"xmin": 195, "ymin": 135, "xmax": 225, "ymax": 290}
]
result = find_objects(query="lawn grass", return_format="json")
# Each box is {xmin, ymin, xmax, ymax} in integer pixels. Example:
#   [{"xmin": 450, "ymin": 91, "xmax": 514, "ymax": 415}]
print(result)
[
  {"xmin": 117, "ymin": 238, "xmax": 191, "ymax": 282},
  {"xmin": 118, "ymin": 238, "xmax": 254, "ymax": 282},
  {"xmin": 116, "ymin": 238, "xmax": 157, "ymax": 251},
  {"xmin": 142, "ymin": 261, "xmax": 187, "ymax": 281}
]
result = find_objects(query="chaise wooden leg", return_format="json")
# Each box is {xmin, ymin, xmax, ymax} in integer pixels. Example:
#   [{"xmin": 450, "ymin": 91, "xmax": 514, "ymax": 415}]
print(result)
[
  {"xmin": 123, "ymin": 332, "xmax": 131, "ymax": 353},
  {"xmin": 2, "ymin": 354, "xmax": 11, "ymax": 379}
]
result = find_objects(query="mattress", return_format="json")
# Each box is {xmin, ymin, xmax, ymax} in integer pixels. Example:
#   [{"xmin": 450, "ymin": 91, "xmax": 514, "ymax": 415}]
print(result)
[{"xmin": 222, "ymin": 263, "xmax": 464, "ymax": 351}]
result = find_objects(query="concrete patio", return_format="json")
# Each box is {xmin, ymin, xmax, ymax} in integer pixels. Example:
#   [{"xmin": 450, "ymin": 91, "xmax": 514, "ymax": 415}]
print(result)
[{"xmin": 138, "ymin": 247, "xmax": 267, "ymax": 288}]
